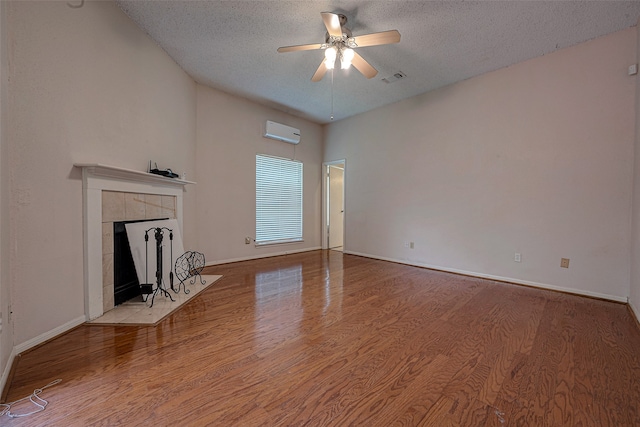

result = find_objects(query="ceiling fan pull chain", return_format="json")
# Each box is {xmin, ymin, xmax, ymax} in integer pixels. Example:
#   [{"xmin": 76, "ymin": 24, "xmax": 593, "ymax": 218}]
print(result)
[{"xmin": 330, "ymin": 68, "xmax": 334, "ymax": 121}]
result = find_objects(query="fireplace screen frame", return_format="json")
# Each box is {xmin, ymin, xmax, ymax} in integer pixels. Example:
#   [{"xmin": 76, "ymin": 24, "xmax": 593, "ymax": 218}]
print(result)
[{"xmin": 113, "ymin": 218, "xmax": 168, "ymax": 306}]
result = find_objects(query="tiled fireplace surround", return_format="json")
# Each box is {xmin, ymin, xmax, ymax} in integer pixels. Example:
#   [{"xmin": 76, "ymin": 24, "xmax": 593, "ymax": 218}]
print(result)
[
  {"xmin": 76, "ymin": 164, "xmax": 190, "ymax": 320},
  {"xmin": 101, "ymin": 191, "xmax": 176, "ymax": 312}
]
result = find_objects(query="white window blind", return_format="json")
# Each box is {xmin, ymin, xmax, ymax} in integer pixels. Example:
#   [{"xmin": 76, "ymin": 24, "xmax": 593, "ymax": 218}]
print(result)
[{"xmin": 256, "ymin": 154, "xmax": 303, "ymax": 245}]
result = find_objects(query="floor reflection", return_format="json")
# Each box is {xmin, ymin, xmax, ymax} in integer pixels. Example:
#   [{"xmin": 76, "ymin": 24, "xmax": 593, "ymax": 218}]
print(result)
[
  {"xmin": 252, "ymin": 251, "xmax": 346, "ymax": 353},
  {"xmin": 253, "ymin": 264, "xmax": 304, "ymax": 353}
]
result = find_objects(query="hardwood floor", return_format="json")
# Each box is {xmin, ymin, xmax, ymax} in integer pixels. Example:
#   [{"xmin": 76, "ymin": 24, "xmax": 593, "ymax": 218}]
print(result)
[{"xmin": 4, "ymin": 250, "xmax": 640, "ymax": 426}]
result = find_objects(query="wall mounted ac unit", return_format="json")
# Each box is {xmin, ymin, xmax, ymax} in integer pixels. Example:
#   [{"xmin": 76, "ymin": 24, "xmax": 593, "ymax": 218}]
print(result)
[{"xmin": 264, "ymin": 121, "xmax": 301, "ymax": 144}]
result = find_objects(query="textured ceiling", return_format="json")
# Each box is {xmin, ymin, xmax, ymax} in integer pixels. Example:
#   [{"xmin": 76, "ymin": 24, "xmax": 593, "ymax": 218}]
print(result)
[{"xmin": 116, "ymin": 1, "xmax": 640, "ymax": 124}]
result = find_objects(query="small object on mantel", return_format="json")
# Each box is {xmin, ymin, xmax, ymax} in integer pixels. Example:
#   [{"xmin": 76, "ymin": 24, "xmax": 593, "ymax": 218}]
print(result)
[{"xmin": 148, "ymin": 161, "xmax": 179, "ymax": 178}]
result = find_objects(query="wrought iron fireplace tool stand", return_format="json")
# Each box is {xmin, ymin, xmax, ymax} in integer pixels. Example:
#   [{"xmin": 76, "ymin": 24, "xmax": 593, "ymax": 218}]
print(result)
[{"xmin": 142, "ymin": 227, "xmax": 175, "ymax": 308}]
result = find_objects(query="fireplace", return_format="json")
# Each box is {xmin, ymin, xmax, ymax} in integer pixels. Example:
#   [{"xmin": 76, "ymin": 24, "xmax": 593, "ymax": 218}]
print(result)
[
  {"xmin": 75, "ymin": 163, "xmax": 193, "ymax": 320},
  {"xmin": 102, "ymin": 191, "xmax": 177, "ymax": 312}
]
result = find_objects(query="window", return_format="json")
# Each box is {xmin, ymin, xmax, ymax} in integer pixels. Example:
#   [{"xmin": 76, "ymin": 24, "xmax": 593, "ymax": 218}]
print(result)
[{"xmin": 256, "ymin": 154, "xmax": 303, "ymax": 245}]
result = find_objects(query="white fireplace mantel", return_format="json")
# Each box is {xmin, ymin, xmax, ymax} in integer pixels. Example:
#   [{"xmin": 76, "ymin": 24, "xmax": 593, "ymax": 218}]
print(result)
[
  {"xmin": 74, "ymin": 163, "xmax": 196, "ymax": 187},
  {"xmin": 75, "ymin": 163, "xmax": 195, "ymax": 320}
]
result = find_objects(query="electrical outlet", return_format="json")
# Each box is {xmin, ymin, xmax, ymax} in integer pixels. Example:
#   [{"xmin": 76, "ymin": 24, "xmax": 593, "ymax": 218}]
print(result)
[
  {"xmin": 561, "ymin": 258, "xmax": 570, "ymax": 268},
  {"xmin": 514, "ymin": 253, "xmax": 521, "ymax": 262},
  {"xmin": 245, "ymin": 237, "xmax": 252, "ymax": 244},
  {"xmin": 404, "ymin": 242, "xmax": 410, "ymax": 248}
]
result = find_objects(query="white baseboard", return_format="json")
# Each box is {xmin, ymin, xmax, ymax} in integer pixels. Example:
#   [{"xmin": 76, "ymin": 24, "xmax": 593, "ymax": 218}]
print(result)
[
  {"xmin": 0, "ymin": 347, "xmax": 16, "ymax": 397},
  {"xmin": 1, "ymin": 315, "xmax": 85, "ymax": 395},
  {"xmin": 629, "ymin": 299, "xmax": 640, "ymax": 324},
  {"xmin": 344, "ymin": 250, "xmax": 628, "ymax": 303},
  {"xmin": 14, "ymin": 315, "xmax": 86, "ymax": 355},
  {"xmin": 205, "ymin": 246, "xmax": 322, "ymax": 267}
]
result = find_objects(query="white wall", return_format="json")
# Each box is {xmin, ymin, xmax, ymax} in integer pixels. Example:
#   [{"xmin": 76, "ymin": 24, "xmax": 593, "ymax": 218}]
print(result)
[
  {"xmin": 325, "ymin": 28, "xmax": 637, "ymax": 301},
  {"xmin": 0, "ymin": 0, "xmax": 12, "ymax": 391},
  {"xmin": 5, "ymin": 1, "xmax": 196, "ymax": 348},
  {"xmin": 195, "ymin": 85, "xmax": 323, "ymax": 263},
  {"xmin": 630, "ymin": 18, "xmax": 640, "ymax": 319}
]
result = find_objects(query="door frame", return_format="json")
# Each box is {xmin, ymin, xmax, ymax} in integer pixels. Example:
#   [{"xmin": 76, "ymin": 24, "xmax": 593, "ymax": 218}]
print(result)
[{"xmin": 322, "ymin": 159, "xmax": 346, "ymax": 250}]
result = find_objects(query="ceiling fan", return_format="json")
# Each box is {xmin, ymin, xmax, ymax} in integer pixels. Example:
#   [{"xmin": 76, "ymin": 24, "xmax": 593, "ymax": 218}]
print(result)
[{"xmin": 277, "ymin": 12, "xmax": 401, "ymax": 82}]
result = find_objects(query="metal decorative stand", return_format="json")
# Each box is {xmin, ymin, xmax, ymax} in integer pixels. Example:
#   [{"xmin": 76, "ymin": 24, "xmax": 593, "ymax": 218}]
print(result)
[
  {"xmin": 174, "ymin": 251, "xmax": 206, "ymax": 293},
  {"xmin": 141, "ymin": 227, "xmax": 176, "ymax": 307}
]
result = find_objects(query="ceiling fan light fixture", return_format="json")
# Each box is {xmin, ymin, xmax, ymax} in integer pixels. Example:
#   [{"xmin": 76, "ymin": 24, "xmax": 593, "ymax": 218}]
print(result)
[
  {"xmin": 324, "ymin": 46, "xmax": 337, "ymax": 60},
  {"xmin": 324, "ymin": 46, "xmax": 337, "ymax": 69},
  {"xmin": 340, "ymin": 48, "xmax": 354, "ymax": 69}
]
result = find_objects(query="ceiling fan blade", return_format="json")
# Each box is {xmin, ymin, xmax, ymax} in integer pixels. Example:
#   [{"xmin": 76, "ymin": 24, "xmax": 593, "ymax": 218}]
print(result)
[
  {"xmin": 321, "ymin": 12, "xmax": 343, "ymax": 38},
  {"xmin": 311, "ymin": 60, "xmax": 328, "ymax": 82},
  {"xmin": 277, "ymin": 43, "xmax": 323, "ymax": 53},
  {"xmin": 351, "ymin": 52, "xmax": 378, "ymax": 79},
  {"xmin": 352, "ymin": 30, "xmax": 401, "ymax": 48},
  {"xmin": 311, "ymin": 61, "xmax": 327, "ymax": 82}
]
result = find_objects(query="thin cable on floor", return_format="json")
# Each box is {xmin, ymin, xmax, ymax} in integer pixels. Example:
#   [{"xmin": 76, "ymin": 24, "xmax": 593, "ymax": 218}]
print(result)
[
  {"xmin": 0, "ymin": 379, "xmax": 62, "ymax": 418},
  {"xmin": 489, "ymin": 405, "xmax": 506, "ymax": 424}
]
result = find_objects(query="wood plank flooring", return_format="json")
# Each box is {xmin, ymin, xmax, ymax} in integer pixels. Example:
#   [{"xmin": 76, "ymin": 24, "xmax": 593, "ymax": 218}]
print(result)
[{"xmin": 4, "ymin": 250, "xmax": 640, "ymax": 426}]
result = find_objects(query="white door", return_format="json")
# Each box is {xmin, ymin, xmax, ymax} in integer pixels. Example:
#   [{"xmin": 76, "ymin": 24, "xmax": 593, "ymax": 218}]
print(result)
[{"xmin": 328, "ymin": 165, "xmax": 344, "ymax": 249}]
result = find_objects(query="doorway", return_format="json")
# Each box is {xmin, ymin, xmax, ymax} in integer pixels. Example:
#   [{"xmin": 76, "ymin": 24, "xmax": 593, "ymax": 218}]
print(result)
[{"xmin": 323, "ymin": 160, "xmax": 345, "ymax": 251}]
